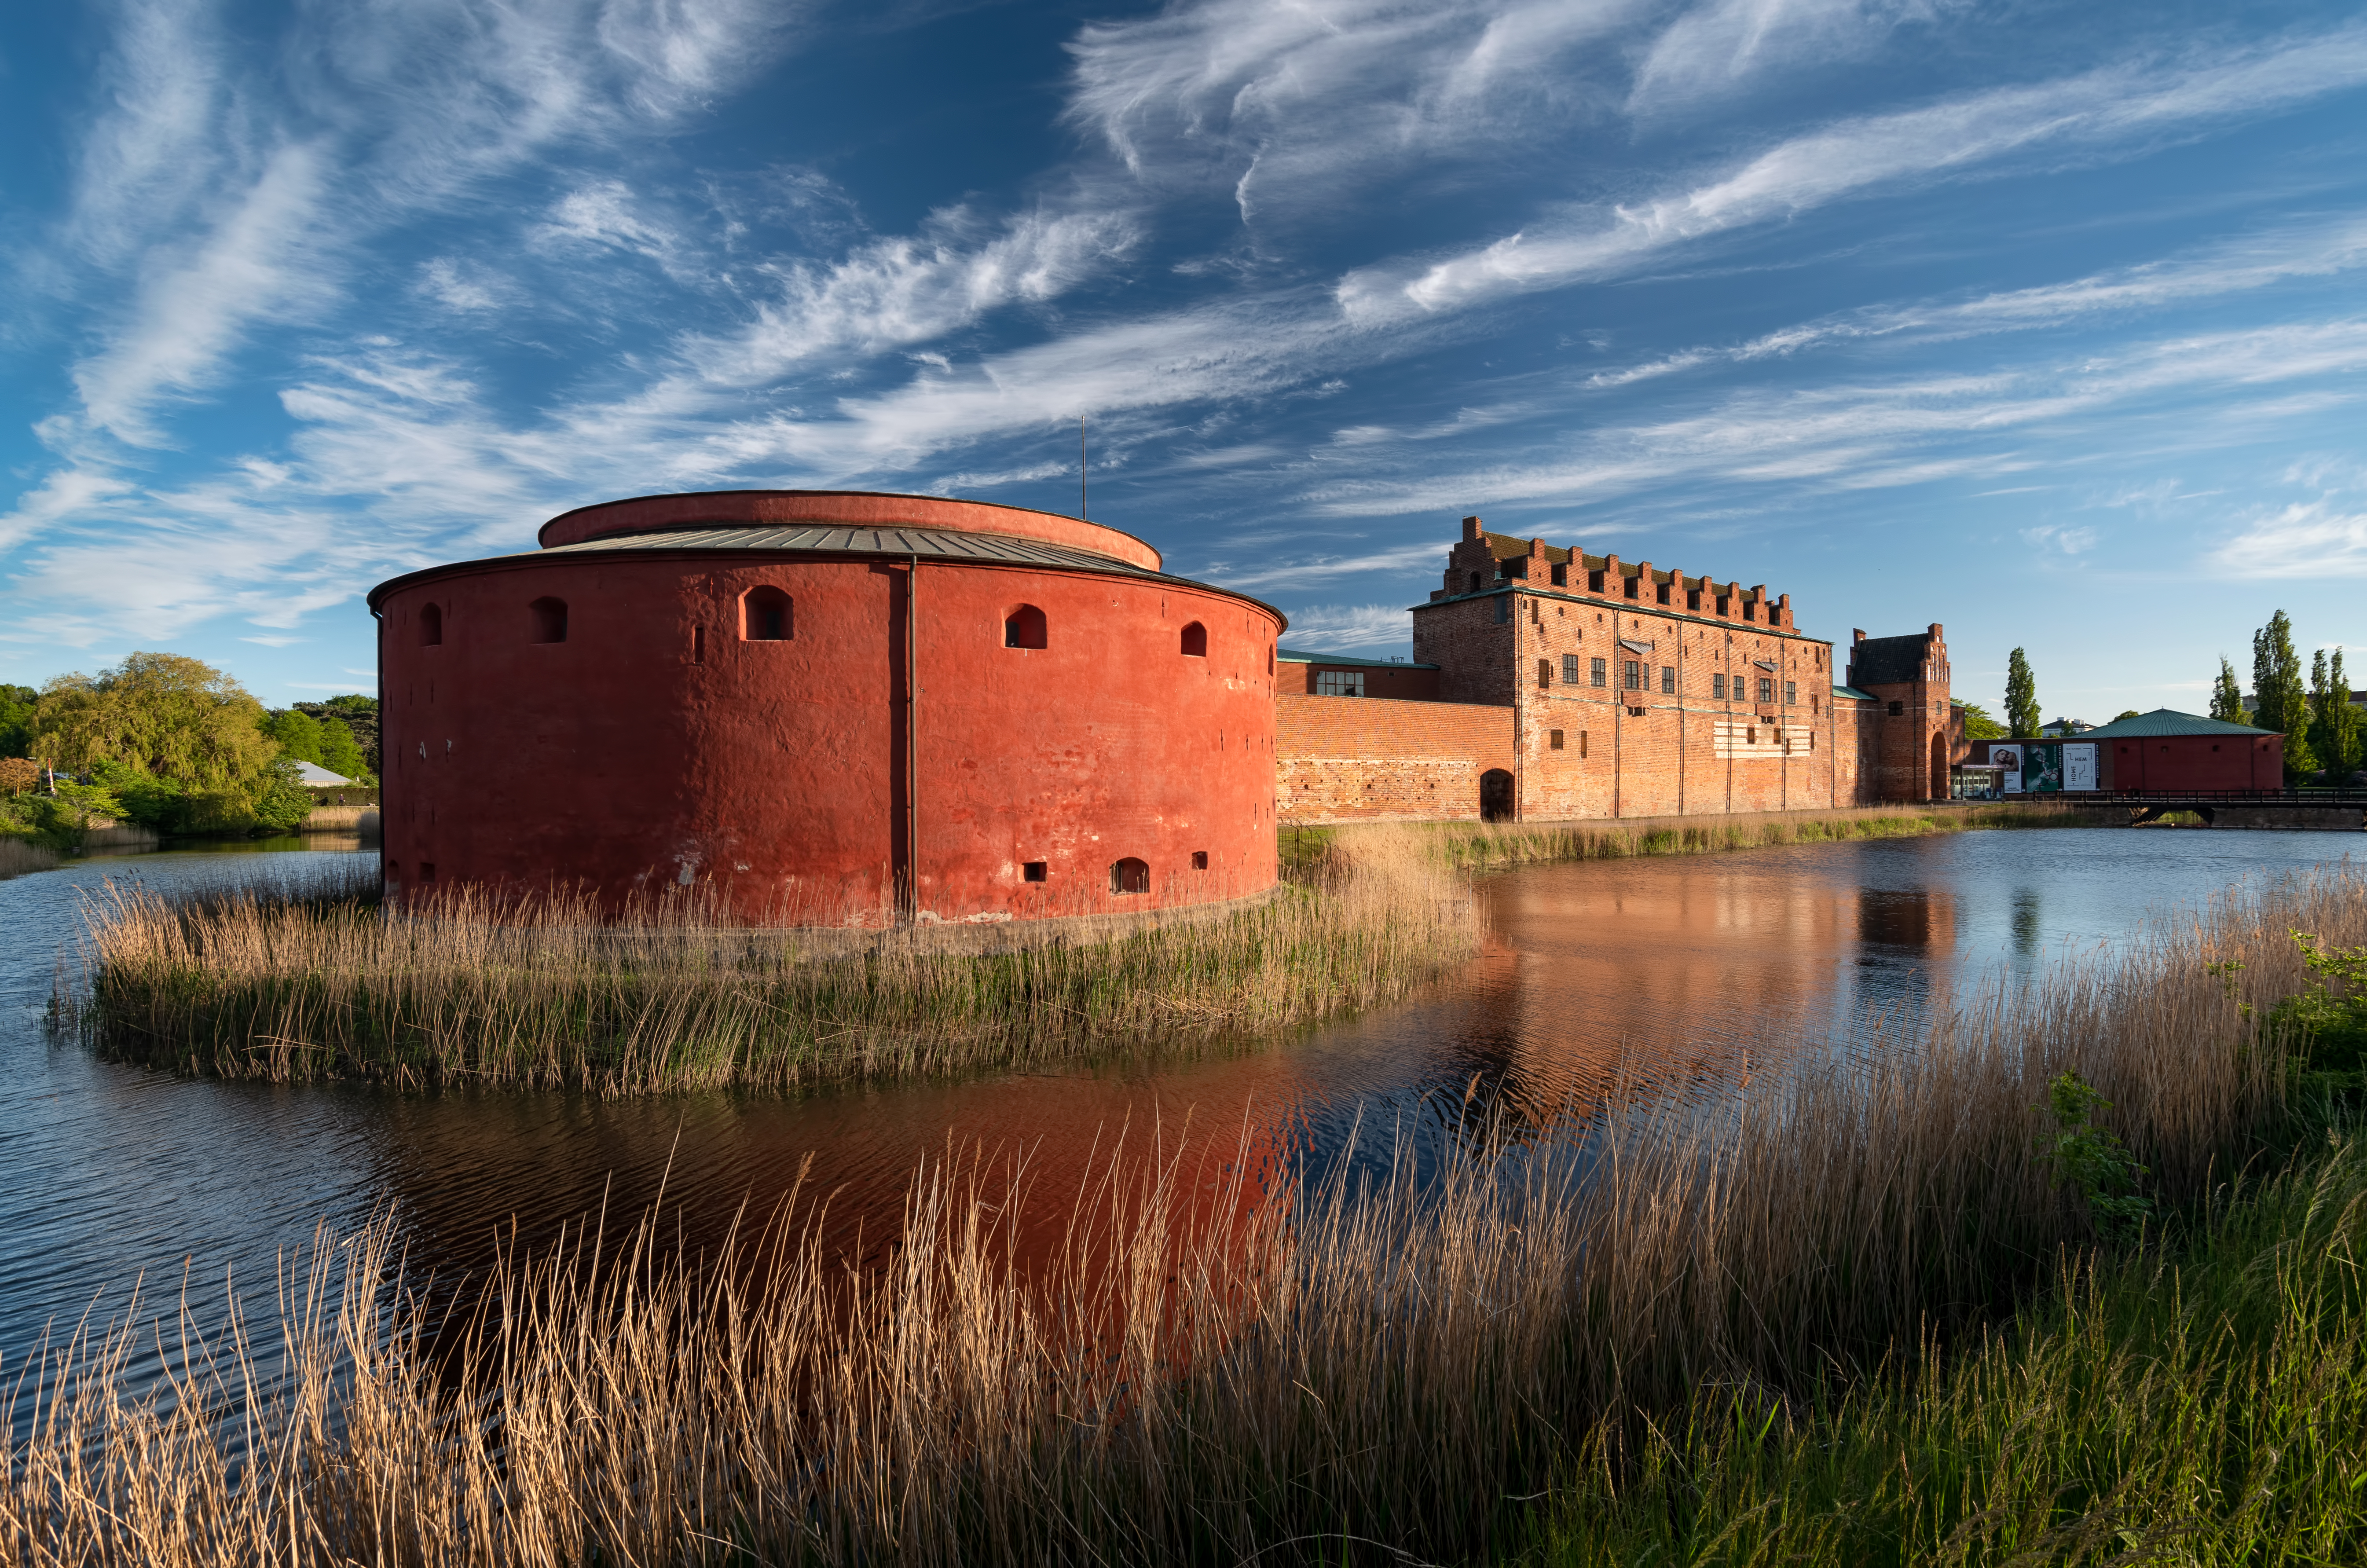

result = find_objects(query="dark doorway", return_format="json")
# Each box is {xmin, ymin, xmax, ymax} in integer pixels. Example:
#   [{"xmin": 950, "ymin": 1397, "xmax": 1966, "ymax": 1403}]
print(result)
[{"xmin": 1480, "ymin": 769, "xmax": 1515, "ymax": 821}]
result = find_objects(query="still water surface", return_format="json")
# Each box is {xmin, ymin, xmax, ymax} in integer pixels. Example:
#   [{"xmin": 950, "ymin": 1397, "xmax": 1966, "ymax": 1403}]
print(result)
[{"xmin": 2, "ymin": 827, "xmax": 2356, "ymax": 1391}]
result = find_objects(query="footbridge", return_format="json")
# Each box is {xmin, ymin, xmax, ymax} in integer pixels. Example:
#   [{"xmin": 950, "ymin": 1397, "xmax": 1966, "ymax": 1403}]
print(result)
[{"xmin": 2015, "ymin": 789, "xmax": 2367, "ymax": 830}]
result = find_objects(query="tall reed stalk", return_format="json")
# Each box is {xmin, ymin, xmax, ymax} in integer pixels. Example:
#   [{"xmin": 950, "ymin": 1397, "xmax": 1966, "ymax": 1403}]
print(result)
[
  {"xmin": 1412, "ymin": 801, "xmax": 2078, "ymax": 872},
  {"xmin": 11, "ymin": 866, "xmax": 2360, "ymax": 1565},
  {"xmin": 67, "ymin": 827, "xmax": 1478, "ymax": 1090}
]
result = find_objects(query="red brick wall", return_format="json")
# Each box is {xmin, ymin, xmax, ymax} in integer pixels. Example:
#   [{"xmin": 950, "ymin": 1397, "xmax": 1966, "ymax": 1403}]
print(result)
[{"xmin": 1276, "ymin": 695, "xmax": 1513, "ymax": 822}]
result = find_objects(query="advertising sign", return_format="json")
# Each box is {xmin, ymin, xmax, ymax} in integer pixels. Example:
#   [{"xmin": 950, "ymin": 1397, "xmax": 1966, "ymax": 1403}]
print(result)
[
  {"xmin": 2063, "ymin": 742, "xmax": 2098, "ymax": 792},
  {"xmin": 1992, "ymin": 744, "xmax": 2023, "ymax": 795},
  {"xmin": 2019, "ymin": 743, "xmax": 2066, "ymax": 793}
]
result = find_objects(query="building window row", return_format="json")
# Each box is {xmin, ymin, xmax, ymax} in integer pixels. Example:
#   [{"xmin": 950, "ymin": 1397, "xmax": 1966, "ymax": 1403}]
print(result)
[{"xmin": 1316, "ymin": 669, "xmax": 1365, "ymax": 696}]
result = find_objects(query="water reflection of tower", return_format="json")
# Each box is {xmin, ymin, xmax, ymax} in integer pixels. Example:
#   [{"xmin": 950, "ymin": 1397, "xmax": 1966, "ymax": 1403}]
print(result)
[
  {"xmin": 1855, "ymin": 887, "xmax": 1960, "ymax": 953},
  {"xmin": 2011, "ymin": 888, "xmax": 2041, "ymax": 957}
]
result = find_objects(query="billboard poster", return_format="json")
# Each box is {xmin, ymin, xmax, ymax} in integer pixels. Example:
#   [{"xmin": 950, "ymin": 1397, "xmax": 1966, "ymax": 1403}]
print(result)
[
  {"xmin": 2020, "ymin": 743, "xmax": 2065, "ymax": 793},
  {"xmin": 2063, "ymin": 742, "xmax": 2098, "ymax": 791},
  {"xmin": 1991, "ymin": 744, "xmax": 2023, "ymax": 795}
]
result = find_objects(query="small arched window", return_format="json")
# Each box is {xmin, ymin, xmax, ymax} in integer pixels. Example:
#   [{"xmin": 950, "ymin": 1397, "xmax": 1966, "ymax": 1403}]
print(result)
[
  {"xmin": 419, "ymin": 603, "xmax": 443, "ymax": 646},
  {"xmin": 1004, "ymin": 604, "xmax": 1048, "ymax": 649},
  {"xmin": 741, "ymin": 586, "xmax": 792, "ymax": 641},
  {"xmin": 530, "ymin": 597, "xmax": 568, "ymax": 644},
  {"xmin": 1180, "ymin": 621, "xmax": 1207, "ymax": 657},
  {"xmin": 1110, "ymin": 857, "xmax": 1149, "ymax": 895}
]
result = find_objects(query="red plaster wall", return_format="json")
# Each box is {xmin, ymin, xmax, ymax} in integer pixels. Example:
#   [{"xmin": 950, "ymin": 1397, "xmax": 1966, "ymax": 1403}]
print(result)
[
  {"xmin": 1275, "ymin": 695, "xmax": 1512, "ymax": 822},
  {"xmin": 378, "ymin": 538, "xmax": 1281, "ymax": 924},
  {"xmin": 537, "ymin": 490, "xmax": 1165, "ymax": 571}
]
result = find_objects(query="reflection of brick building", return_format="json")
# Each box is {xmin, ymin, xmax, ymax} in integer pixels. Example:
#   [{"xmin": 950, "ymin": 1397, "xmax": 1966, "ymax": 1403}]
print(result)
[{"xmin": 1275, "ymin": 516, "xmax": 1961, "ymax": 824}]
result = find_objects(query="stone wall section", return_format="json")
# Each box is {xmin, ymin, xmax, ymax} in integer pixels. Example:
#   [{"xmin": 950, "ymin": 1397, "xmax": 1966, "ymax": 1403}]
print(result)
[{"xmin": 1275, "ymin": 694, "xmax": 1513, "ymax": 822}]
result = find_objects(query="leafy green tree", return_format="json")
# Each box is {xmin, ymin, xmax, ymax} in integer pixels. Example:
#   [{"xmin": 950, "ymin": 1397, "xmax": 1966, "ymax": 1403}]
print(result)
[
  {"xmin": 2113, "ymin": 709, "xmax": 2141, "ymax": 722},
  {"xmin": 315, "ymin": 718, "xmax": 367, "ymax": 781},
  {"xmin": 2312, "ymin": 648, "xmax": 2363, "ymax": 785},
  {"xmin": 2209, "ymin": 658, "xmax": 2250, "ymax": 725},
  {"xmin": 0, "ymin": 684, "xmax": 37, "ymax": 758},
  {"xmin": 33, "ymin": 653, "xmax": 280, "ymax": 791},
  {"xmin": 1958, "ymin": 702, "xmax": 2007, "ymax": 740},
  {"xmin": 249, "ymin": 759, "xmax": 316, "ymax": 833},
  {"xmin": 2004, "ymin": 648, "xmax": 2040, "ymax": 738},
  {"xmin": 259, "ymin": 709, "xmax": 325, "ymax": 765},
  {"xmin": 298, "ymin": 695, "xmax": 379, "ymax": 776},
  {"xmin": 2253, "ymin": 612, "xmax": 2317, "ymax": 783}
]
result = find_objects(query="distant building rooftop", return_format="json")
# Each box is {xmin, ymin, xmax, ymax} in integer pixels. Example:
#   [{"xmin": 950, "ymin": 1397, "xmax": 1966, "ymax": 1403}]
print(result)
[
  {"xmin": 2081, "ymin": 708, "xmax": 2276, "ymax": 739},
  {"xmin": 1276, "ymin": 648, "xmax": 1436, "ymax": 669},
  {"xmin": 293, "ymin": 761, "xmax": 355, "ymax": 786}
]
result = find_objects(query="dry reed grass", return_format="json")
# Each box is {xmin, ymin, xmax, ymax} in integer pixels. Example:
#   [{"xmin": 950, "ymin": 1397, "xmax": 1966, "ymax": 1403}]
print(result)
[
  {"xmin": 300, "ymin": 806, "xmax": 380, "ymax": 834},
  {"xmin": 68, "ymin": 827, "xmax": 1478, "ymax": 1090},
  {"xmin": 11, "ymin": 865, "xmax": 2362, "ymax": 1566},
  {"xmin": 1417, "ymin": 801, "xmax": 2078, "ymax": 871},
  {"xmin": 0, "ymin": 837, "xmax": 59, "ymax": 881},
  {"xmin": 76, "ymin": 822, "xmax": 159, "ymax": 854}
]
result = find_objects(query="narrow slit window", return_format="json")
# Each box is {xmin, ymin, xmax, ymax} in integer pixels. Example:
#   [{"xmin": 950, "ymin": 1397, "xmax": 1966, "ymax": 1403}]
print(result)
[
  {"xmin": 419, "ymin": 603, "xmax": 443, "ymax": 646},
  {"xmin": 1180, "ymin": 622, "xmax": 1208, "ymax": 657},
  {"xmin": 741, "ymin": 586, "xmax": 792, "ymax": 641},
  {"xmin": 1579, "ymin": 731, "xmax": 1589, "ymax": 758},
  {"xmin": 529, "ymin": 597, "xmax": 567, "ymax": 644},
  {"xmin": 692, "ymin": 626, "xmax": 705, "ymax": 664},
  {"xmin": 1110, "ymin": 857, "xmax": 1149, "ymax": 895},
  {"xmin": 1004, "ymin": 604, "xmax": 1048, "ymax": 649}
]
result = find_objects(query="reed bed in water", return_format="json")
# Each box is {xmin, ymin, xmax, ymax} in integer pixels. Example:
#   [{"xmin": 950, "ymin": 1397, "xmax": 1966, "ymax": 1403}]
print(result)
[
  {"xmin": 11, "ymin": 866, "xmax": 2363, "ymax": 1565},
  {"xmin": 1418, "ymin": 800, "xmax": 2077, "ymax": 872},
  {"xmin": 0, "ymin": 836, "xmax": 59, "ymax": 880},
  {"xmin": 66, "ymin": 827, "xmax": 1478, "ymax": 1090}
]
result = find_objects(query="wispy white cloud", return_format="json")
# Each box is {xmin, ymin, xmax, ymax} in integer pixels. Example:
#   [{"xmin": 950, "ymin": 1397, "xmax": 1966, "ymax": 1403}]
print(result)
[
  {"xmin": 1629, "ymin": 0, "xmax": 1956, "ymax": 114},
  {"xmin": 1273, "ymin": 603, "xmax": 1416, "ymax": 650},
  {"xmin": 2209, "ymin": 500, "xmax": 2367, "ymax": 579},
  {"xmin": 1341, "ymin": 21, "xmax": 2367, "ymax": 323}
]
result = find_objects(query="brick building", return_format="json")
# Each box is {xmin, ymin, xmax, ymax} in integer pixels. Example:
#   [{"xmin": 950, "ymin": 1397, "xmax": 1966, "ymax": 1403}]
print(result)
[{"xmin": 1275, "ymin": 515, "xmax": 1962, "ymax": 824}]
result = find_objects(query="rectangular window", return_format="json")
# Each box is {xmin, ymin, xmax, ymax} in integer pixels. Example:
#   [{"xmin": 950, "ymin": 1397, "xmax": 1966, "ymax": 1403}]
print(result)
[
  {"xmin": 1579, "ymin": 731, "xmax": 1589, "ymax": 758},
  {"xmin": 1713, "ymin": 672, "xmax": 1726, "ymax": 699},
  {"xmin": 1661, "ymin": 666, "xmax": 1676, "ymax": 694},
  {"xmin": 1549, "ymin": 729, "xmax": 1565, "ymax": 750},
  {"xmin": 1757, "ymin": 677, "xmax": 1773, "ymax": 704},
  {"xmin": 1190, "ymin": 851, "xmax": 1208, "ymax": 870},
  {"xmin": 1590, "ymin": 657, "xmax": 1607, "ymax": 687},
  {"xmin": 1624, "ymin": 659, "xmax": 1642, "ymax": 690},
  {"xmin": 1315, "ymin": 670, "xmax": 1367, "ymax": 696},
  {"xmin": 1495, "ymin": 594, "xmax": 1511, "ymax": 623},
  {"xmin": 1023, "ymin": 861, "xmax": 1048, "ymax": 882},
  {"xmin": 1537, "ymin": 657, "xmax": 1552, "ymax": 688},
  {"xmin": 1561, "ymin": 653, "xmax": 1582, "ymax": 684},
  {"xmin": 1785, "ymin": 681, "xmax": 1797, "ymax": 706}
]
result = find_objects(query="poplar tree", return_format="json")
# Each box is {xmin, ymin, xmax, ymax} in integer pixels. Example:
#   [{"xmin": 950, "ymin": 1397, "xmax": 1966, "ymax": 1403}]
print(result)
[
  {"xmin": 2312, "ymin": 648, "xmax": 2363, "ymax": 785},
  {"xmin": 2004, "ymin": 648, "xmax": 2040, "ymax": 738},
  {"xmin": 2252, "ymin": 612, "xmax": 2317, "ymax": 784},
  {"xmin": 2209, "ymin": 658, "xmax": 2250, "ymax": 725}
]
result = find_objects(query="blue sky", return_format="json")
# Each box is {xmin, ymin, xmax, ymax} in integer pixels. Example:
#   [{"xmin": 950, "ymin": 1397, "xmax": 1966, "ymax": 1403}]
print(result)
[{"xmin": 3, "ymin": 0, "xmax": 2363, "ymax": 722}]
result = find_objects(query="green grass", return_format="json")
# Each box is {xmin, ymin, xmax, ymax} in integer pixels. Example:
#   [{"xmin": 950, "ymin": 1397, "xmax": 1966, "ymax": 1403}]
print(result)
[{"xmin": 1517, "ymin": 1118, "xmax": 2367, "ymax": 1566}]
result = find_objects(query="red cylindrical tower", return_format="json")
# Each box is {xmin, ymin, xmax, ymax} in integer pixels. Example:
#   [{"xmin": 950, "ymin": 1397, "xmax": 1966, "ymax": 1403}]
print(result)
[{"xmin": 368, "ymin": 491, "xmax": 1287, "ymax": 925}]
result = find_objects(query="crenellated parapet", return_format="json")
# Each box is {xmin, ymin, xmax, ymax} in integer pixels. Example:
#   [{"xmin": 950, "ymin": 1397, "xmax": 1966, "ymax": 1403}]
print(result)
[{"xmin": 1432, "ymin": 517, "xmax": 1798, "ymax": 632}]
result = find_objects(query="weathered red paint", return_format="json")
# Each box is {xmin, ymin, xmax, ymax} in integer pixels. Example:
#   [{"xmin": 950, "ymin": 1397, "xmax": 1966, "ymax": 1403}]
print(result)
[{"xmin": 370, "ymin": 493, "xmax": 1285, "ymax": 925}]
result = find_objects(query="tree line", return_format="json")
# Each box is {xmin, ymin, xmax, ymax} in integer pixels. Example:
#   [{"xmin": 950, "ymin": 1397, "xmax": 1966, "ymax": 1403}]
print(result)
[
  {"xmin": 2208, "ymin": 611, "xmax": 2361, "ymax": 786},
  {"xmin": 0, "ymin": 652, "xmax": 380, "ymax": 843}
]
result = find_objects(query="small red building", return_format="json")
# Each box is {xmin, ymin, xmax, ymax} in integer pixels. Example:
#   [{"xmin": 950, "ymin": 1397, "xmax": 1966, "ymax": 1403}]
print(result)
[
  {"xmin": 368, "ymin": 491, "xmax": 1287, "ymax": 925},
  {"xmin": 2085, "ymin": 708, "xmax": 2283, "ymax": 792}
]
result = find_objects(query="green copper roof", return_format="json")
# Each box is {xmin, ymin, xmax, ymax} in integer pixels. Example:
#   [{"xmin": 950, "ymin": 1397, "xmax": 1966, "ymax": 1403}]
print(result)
[
  {"xmin": 2081, "ymin": 707, "xmax": 2276, "ymax": 739},
  {"xmin": 1833, "ymin": 685, "xmax": 1878, "ymax": 702},
  {"xmin": 1277, "ymin": 648, "xmax": 1437, "ymax": 669}
]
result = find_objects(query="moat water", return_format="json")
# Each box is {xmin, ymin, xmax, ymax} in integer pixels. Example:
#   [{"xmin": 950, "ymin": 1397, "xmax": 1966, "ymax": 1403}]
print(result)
[{"xmin": 2, "ymin": 825, "xmax": 2357, "ymax": 1417}]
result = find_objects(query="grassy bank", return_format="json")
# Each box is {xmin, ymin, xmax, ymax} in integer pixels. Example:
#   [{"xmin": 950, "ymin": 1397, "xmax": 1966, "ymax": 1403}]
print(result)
[
  {"xmin": 1287, "ymin": 801, "xmax": 2082, "ymax": 876},
  {"xmin": 1521, "ymin": 1126, "xmax": 2367, "ymax": 1564},
  {"xmin": 11, "ymin": 866, "xmax": 2362, "ymax": 1565},
  {"xmin": 66, "ymin": 827, "xmax": 1478, "ymax": 1090}
]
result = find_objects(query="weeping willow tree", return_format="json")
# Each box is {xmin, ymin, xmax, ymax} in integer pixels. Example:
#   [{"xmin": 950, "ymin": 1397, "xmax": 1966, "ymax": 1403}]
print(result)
[{"xmin": 29, "ymin": 653, "xmax": 303, "ymax": 832}]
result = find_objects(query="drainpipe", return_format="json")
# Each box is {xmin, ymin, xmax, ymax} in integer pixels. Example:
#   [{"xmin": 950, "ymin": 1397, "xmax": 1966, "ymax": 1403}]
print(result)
[{"xmin": 904, "ymin": 551, "xmax": 920, "ymax": 925}]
